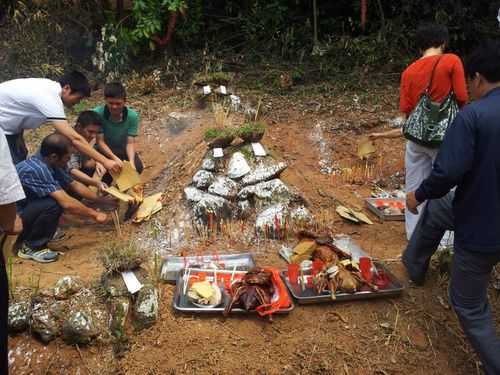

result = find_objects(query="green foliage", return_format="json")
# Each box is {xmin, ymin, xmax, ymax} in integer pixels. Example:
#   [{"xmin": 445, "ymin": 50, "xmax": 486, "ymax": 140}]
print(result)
[
  {"xmin": 93, "ymin": 24, "xmax": 130, "ymax": 81},
  {"xmin": 203, "ymin": 127, "xmax": 235, "ymax": 140},
  {"xmin": 0, "ymin": 3, "xmax": 66, "ymax": 80},
  {"xmin": 128, "ymin": 0, "xmax": 187, "ymax": 50},
  {"xmin": 239, "ymin": 121, "xmax": 266, "ymax": 136},
  {"xmin": 2, "ymin": 0, "xmax": 499, "ymax": 81}
]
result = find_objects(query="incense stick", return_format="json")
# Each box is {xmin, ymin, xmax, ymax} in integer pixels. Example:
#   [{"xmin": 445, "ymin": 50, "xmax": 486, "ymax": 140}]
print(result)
[
  {"xmin": 183, "ymin": 267, "xmax": 191, "ymax": 295},
  {"xmin": 230, "ymin": 265, "xmax": 237, "ymax": 283},
  {"xmin": 300, "ymin": 268, "xmax": 305, "ymax": 291}
]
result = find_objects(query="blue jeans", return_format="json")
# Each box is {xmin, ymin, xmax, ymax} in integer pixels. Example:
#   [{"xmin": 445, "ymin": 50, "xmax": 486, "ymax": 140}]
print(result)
[{"xmin": 450, "ymin": 246, "xmax": 500, "ymax": 375}]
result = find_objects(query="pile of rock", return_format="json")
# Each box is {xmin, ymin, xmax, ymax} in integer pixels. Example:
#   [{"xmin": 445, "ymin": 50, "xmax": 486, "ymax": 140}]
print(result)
[
  {"xmin": 184, "ymin": 145, "xmax": 312, "ymax": 237},
  {"xmin": 8, "ymin": 276, "xmax": 108, "ymax": 345},
  {"xmin": 8, "ymin": 272, "xmax": 159, "ymax": 351}
]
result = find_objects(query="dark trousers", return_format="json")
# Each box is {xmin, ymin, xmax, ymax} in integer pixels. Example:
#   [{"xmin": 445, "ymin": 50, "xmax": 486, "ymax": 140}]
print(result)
[
  {"xmin": 5, "ymin": 132, "xmax": 27, "ymax": 164},
  {"xmin": 102, "ymin": 152, "xmax": 144, "ymax": 186},
  {"xmin": 403, "ymin": 192, "xmax": 500, "ymax": 374},
  {"xmin": 0, "ymin": 247, "xmax": 8, "ymax": 375},
  {"xmin": 450, "ymin": 247, "xmax": 500, "ymax": 375},
  {"xmin": 402, "ymin": 191, "xmax": 454, "ymax": 283},
  {"xmin": 19, "ymin": 197, "xmax": 63, "ymax": 250}
]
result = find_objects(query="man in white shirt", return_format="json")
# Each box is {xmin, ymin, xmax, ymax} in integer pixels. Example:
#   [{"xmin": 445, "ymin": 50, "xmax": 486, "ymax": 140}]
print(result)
[
  {"xmin": 0, "ymin": 127, "xmax": 25, "ymax": 375},
  {"xmin": 0, "ymin": 71, "xmax": 121, "ymax": 174}
]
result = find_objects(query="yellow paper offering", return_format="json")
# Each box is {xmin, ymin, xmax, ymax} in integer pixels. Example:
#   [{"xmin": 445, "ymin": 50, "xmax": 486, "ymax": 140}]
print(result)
[
  {"xmin": 111, "ymin": 161, "xmax": 142, "ymax": 192},
  {"xmin": 357, "ymin": 138, "xmax": 377, "ymax": 160},
  {"xmin": 133, "ymin": 193, "xmax": 163, "ymax": 223},
  {"xmin": 104, "ymin": 186, "xmax": 135, "ymax": 202}
]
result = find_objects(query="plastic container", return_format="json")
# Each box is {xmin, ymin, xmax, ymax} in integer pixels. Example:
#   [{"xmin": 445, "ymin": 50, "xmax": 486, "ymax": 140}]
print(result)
[
  {"xmin": 312, "ymin": 259, "xmax": 325, "ymax": 276},
  {"xmin": 359, "ymin": 256, "xmax": 373, "ymax": 282},
  {"xmin": 287, "ymin": 263, "xmax": 299, "ymax": 284}
]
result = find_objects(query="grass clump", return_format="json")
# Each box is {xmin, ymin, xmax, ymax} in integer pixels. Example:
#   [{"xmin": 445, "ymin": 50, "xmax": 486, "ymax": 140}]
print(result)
[
  {"xmin": 193, "ymin": 71, "xmax": 235, "ymax": 86},
  {"xmin": 204, "ymin": 127, "xmax": 235, "ymax": 141},
  {"xmin": 237, "ymin": 121, "xmax": 266, "ymax": 142},
  {"xmin": 238, "ymin": 121, "xmax": 266, "ymax": 136},
  {"xmin": 100, "ymin": 241, "xmax": 146, "ymax": 274}
]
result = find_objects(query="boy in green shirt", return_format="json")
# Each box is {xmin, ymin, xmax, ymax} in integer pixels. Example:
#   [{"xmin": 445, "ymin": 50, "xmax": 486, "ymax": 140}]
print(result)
[{"xmin": 94, "ymin": 82, "xmax": 143, "ymax": 184}]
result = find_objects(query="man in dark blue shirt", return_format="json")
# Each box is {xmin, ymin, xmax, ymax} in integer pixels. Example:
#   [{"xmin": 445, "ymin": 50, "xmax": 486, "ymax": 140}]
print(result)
[
  {"xmin": 16, "ymin": 133, "xmax": 111, "ymax": 263},
  {"xmin": 407, "ymin": 40, "xmax": 500, "ymax": 375}
]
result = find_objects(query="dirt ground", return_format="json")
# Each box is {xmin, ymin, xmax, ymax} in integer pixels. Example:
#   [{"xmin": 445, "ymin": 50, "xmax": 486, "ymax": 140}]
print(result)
[{"xmin": 7, "ymin": 83, "xmax": 499, "ymax": 375}]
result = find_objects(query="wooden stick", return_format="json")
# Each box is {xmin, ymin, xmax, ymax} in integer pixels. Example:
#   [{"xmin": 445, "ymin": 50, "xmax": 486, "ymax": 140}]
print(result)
[{"xmin": 111, "ymin": 210, "xmax": 122, "ymax": 238}]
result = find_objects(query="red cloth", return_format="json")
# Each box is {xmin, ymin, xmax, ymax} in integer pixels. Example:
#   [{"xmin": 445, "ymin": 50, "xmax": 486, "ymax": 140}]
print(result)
[{"xmin": 400, "ymin": 53, "xmax": 468, "ymax": 115}]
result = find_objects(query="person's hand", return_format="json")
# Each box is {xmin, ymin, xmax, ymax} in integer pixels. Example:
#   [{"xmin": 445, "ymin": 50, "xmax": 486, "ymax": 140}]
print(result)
[
  {"xmin": 113, "ymin": 156, "xmax": 124, "ymax": 166},
  {"xmin": 98, "ymin": 182, "xmax": 109, "ymax": 193},
  {"xmin": 95, "ymin": 162, "xmax": 106, "ymax": 177},
  {"xmin": 406, "ymin": 191, "xmax": 421, "ymax": 215},
  {"xmin": 104, "ymin": 159, "xmax": 122, "ymax": 174},
  {"xmin": 94, "ymin": 212, "xmax": 109, "ymax": 224},
  {"xmin": 4, "ymin": 215, "xmax": 23, "ymax": 235}
]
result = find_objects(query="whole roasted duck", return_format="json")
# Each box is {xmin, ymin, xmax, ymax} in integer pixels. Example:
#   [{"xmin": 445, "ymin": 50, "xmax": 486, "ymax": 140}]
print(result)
[{"xmin": 223, "ymin": 267, "xmax": 274, "ymax": 315}]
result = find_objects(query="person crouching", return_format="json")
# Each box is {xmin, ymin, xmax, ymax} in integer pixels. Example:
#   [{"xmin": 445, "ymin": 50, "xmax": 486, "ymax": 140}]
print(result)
[{"xmin": 16, "ymin": 133, "xmax": 110, "ymax": 263}]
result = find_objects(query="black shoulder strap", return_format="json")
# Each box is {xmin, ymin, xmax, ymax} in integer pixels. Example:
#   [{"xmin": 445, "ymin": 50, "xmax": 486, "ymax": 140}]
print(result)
[{"xmin": 426, "ymin": 55, "xmax": 443, "ymax": 93}]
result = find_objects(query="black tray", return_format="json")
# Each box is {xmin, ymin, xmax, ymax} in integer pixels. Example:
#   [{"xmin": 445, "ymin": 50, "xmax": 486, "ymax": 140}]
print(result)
[{"xmin": 281, "ymin": 262, "xmax": 404, "ymax": 304}]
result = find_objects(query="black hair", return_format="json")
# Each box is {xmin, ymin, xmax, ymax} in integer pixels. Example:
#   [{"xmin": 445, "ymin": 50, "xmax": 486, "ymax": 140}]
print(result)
[
  {"xmin": 40, "ymin": 133, "xmax": 72, "ymax": 158},
  {"xmin": 58, "ymin": 70, "xmax": 91, "ymax": 97},
  {"xmin": 465, "ymin": 40, "xmax": 500, "ymax": 83},
  {"xmin": 415, "ymin": 23, "xmax": 449, "ymax": 52},
  {"xmin": 104, "ymin": 82, "xmax": 127, "ymax": 99},
  {"xmin": 75, "ymin": 110, "xmax": 102, "ymax": 128}
]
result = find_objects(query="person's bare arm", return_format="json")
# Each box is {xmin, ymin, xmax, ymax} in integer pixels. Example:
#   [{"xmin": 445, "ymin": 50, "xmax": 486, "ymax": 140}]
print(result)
[
  {"xmin": 126, "ymin": 137, "xmax": 137, "ymax": 170},
  {"xmin": 82, "ymin": 158, "xmax": 96, "ymax": 170},
  {"xmin": 69, "ymin": 169, "xmax": 102, "ymax": 189},
  {"xmin": 369, "ymin": 128, "xmax": 402, "ymax": 140},
  {"xmin": 52, "ymin": 121, "xmax": 121, "ymax": 173},
  {"xmin": 49, "ymin": 189, "xmax": 108, "ymax": 223},
  {"xmin": 0, "ymin": 203, "xmax": 22, "ymax": 234},
  {"xmin": 68, "ymin": 180, "xmax": 115, "ymax": 206},
  {"xmin": 96, "ymin": 134, "xmax": 123, "ymax": 164}
]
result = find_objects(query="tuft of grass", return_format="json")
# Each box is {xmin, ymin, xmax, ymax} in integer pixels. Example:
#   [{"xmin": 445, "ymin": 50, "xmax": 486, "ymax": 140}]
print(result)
[
  {"xmin": 100, "ymin": 241, "xmax": 146, "ymax": 274},
  {"xmin": 203, "ymin": 127, "xmax": 235, "ymax": 141},
  {"xmin": 193, "ymin": 71, "xmax": 235, "ymax": 86},
  {"xmin": 238, "ymin": 121, "xmax": 266, "ymax": 136}
]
